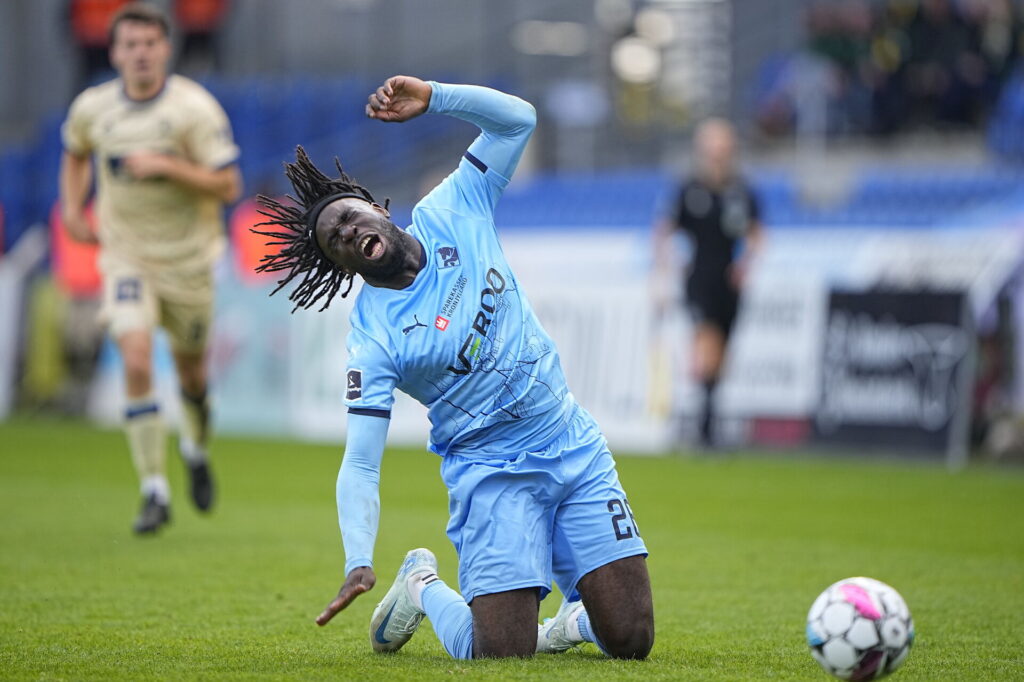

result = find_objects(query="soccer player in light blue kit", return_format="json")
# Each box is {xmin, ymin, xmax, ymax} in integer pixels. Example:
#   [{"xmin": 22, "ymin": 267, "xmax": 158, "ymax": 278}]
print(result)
[{"xmin": 255, "ymin": 75, "xmax": 654, "ymax": 659}]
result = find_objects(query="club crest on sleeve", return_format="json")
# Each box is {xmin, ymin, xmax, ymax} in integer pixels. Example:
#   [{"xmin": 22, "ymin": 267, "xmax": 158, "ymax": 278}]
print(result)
[
  {"xmin": 435, "ymin": 316, "xmax": 450, "ymax": 331},
  {"xmin": 346, "ymin": 370, "xmax": 363, "ymax": 400},
  {"xmin": 437, "ymin": 246, "xmax": 460, "ymax": 269}
]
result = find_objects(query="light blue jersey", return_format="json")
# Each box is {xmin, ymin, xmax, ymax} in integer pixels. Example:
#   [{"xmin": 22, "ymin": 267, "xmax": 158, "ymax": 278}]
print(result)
[
  {"xmin": 335, "ymin": 84, "xmax": 645, "ymax": 585},
  {"xmin": 344, "ymin": 88, "xmax": 573, "ymax": 459}
]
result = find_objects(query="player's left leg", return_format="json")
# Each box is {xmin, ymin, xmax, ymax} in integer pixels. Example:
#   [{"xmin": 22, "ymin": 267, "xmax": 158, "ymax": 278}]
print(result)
[
  {"xmin": 540, "ymin": 407, "xmax": 653, "ymax": 658},
  {"xmin": 537, "ymin": 557, "xmax": 653, "ymax": 658},
  {"xmin": 691, "ymin": 284, "xmax": 737, "ymax": 448},
  {"xmin": 171, "ymin": 349, "xmax": 214, "ymax": 511},
  {"xmin": 163, "ymin": 297, "xmax": 215, "ymax": 512},
  {"xmin": 575, "ymin": 555, "xmax": 654, "ymax": 658}
]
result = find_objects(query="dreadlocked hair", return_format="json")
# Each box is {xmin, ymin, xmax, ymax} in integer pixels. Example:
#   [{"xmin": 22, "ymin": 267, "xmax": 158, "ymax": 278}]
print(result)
[{"xmin": 252, "ymin": 146, "xmax": 389, "ymax": 312}]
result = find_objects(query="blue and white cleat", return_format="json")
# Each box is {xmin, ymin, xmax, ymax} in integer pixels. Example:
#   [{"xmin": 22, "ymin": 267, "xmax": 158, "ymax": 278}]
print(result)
[
  {"xmin": 536, "ymin": 598, "xmax": 587, "ymax": 653},
  {"xmin": 369, "ymin": 548, "xmax": 438, "ymax": 653}
]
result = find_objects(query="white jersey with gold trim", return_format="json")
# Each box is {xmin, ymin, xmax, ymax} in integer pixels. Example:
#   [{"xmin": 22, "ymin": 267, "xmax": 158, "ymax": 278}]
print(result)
[{"xmin": 62, "ymin": 74, "xmax": 239, "ymax": 300}]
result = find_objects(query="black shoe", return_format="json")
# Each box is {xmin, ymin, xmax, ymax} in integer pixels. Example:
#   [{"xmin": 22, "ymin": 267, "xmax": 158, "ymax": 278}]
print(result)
[
  {"xmin": 187, "ymin": 460, "xmax": 215, "ymax": 512},
  {"xmin": 132, "ymin": 494, "xmax": 170, "ymax": 535}
]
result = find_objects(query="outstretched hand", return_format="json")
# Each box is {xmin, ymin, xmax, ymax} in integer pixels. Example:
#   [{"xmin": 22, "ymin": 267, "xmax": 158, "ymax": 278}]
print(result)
[
  {"xmin": 316, "ymin": 566, "xmax": 376, "ymax": 626},
  {"xmin": 365, "ymin": 75, "xmax": 432, "ymax": 123}
]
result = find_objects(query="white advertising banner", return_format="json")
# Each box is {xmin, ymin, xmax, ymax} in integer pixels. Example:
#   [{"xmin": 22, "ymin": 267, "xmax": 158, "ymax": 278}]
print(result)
[{"xmin": 83, "ymin": 222, "xmax": 1024, "ymax": 456}]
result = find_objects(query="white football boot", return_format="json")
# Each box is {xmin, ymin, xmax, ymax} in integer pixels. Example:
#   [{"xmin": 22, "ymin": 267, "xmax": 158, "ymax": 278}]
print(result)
[
  {"xmin": 536, "ymin": 598, "xmax": 587, "ymax": 653},
  {"xmin": 369, "ymin": 548, "xmax": 438, "ymax": 653}
]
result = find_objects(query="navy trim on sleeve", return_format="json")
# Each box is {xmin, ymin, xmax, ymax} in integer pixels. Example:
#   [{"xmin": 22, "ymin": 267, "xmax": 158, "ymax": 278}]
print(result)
[
  {"xmin": 464, "ymin": 151, "xmax": 488, "ymax": 174},
  {"xmin": 348, "ymin": 407, "xmax": 392, "ymax": 419}
]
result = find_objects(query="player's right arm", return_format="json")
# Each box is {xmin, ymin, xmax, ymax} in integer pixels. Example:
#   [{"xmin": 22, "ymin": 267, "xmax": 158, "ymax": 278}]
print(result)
[
  {"xmin": 317, "ymin": 324, "xmax": 399, "ymax": 626},
  {"xmin": 60, "ymin": 91, "xmax": 99, "ymax": 244},
  {"xmin": 316, "ymin": 412, "xmax": 389, "ymax": 625},
  {"xmin": 59, "ymin": 151, "xmax": 98, "ymax": 245}
]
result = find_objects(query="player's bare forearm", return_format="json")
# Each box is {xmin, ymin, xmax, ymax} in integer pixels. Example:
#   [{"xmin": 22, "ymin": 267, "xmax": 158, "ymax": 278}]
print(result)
[
  {"xmin": 159, "ymin": 157, "xmax": 241, "ymax": 203},
  {"xmin": 316, "ymin": 566, "xmax": 376, "ymax": 626},
  {"xmin": 125, "ymin": 152, "xmax": 242, "ymax": 203},
  {"xmin": 59, "ymin": 151, "xmax": 98, "ymax": 244}
]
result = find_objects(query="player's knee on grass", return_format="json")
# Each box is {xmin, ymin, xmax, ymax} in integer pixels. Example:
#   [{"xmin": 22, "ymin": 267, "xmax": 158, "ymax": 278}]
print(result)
[
  {"xmin": 595, "ymin": 616, "xmax": 654, "ymax": 660},
  {"xmin": 470, "ymin": 587, "xmax": 540, "ymax": 658},
  {"xmin": 578, "ymin": 555, "xmax": 655, "ymax": 659}
]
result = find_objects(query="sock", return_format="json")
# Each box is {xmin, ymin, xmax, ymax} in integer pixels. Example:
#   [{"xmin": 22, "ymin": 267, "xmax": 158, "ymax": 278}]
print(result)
[
  {"xmin": 408, "ymin": 571, "xmax": 439, "ymax": 611},
  {"xmin": 421, "ymin": 578, "xmax": 474, "ymax": 660},
  {"xmin": 141, "ymin": 475, "xmax": 170, "ymax": 504},
  {"xmin": 179, "ymin": 388, "xmax": 210, "ymax": 463},
  {"xmin": 125, "ymin": 395, "xmax": 168, "ymax": 502},
  {"xmin": 577, "ymin": 610, "xmax": 593, "ymax": 643},
  {"xmin": 700, "ymin": 379, "xmax": 717, "ymax": 444},
  {"xmin": 576, "ymin": 610, "xmax": 610, "ymax": 655}
]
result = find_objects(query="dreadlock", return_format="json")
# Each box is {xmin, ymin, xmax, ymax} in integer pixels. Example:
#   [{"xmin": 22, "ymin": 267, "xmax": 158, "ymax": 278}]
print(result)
[{"xmin": 252, "ymin": 146, "xmax": 389, "ymax": 312}]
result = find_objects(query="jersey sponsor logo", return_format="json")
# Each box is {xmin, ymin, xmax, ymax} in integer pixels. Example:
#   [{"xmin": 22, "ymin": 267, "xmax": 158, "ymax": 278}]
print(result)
[
  {"xmin": 402, "ymin": 315, "xmax": 427, "ymax": 335},
  {"xmin": 434, "ymin": 316, "xmax": 450, "ymax": 331},
  {"xmin": 437, "ymin": 246, "xmax": 460, "ymax": 269},
  {"xmin": 346, "ymin": 370, "xmax": 363, "ymax": 400},
  {"xmin": 440, "ymin": 275, "xmax": 467, "ymax": 319},
  {"xmin": 116, "ymin": 278, "xmax": 141, "ymax": 301},
  {"xmin": 447, "ymin": 267, "xmax": 506, "ymax": 376}
]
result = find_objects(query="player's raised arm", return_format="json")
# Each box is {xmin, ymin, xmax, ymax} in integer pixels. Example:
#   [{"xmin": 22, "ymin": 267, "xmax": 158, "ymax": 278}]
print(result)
[
  {"xmin": 426, "ymin": 81, "xmax": 535, "ymax": 182},
  {"xmin": 316, "ymin": 413, "xmax": 388, "ymax": 626},
  {"xmin": 366, "ymin": 75, "xmax": 536, "ymax": 183}
]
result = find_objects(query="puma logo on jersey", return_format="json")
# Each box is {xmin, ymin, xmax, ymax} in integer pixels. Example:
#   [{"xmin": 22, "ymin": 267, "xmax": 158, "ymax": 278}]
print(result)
[{"xmin": 402, "ymin": 315, "xmax": 427, "ymax": 335}]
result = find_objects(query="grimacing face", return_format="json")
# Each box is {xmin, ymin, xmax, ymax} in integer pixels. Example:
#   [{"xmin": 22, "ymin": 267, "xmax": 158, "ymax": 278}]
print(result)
[
  {"xmin": 314, "ymin": 197, "xmax": 412, "ymax": 282},
  {"xmin": 110, "ymin": 20, "xmax": 171, "ymax": 92}
]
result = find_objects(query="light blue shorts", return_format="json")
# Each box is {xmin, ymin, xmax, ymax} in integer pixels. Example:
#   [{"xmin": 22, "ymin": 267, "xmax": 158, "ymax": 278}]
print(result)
[{"xmin": 440, "ymin": 406, "xmax": 648, "ymax": 603}]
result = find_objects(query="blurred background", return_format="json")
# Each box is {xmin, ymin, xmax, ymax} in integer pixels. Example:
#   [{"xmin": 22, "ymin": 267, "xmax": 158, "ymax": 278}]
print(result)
[{"xmin": 2, "ymin": 0, "xmax": 1024, "ymax": 467}]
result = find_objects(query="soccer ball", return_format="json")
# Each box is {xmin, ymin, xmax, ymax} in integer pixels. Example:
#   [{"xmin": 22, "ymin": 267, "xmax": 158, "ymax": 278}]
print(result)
[{"xmin": 806, "ymin": 577, "xmax": 914, "ymax": 680}]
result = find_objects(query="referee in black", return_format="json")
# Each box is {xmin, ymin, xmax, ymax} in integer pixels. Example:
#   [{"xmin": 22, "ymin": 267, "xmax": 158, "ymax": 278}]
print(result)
[{"xmin": 653, "ymin": 118, "xmax": 763, "ymax": 448}]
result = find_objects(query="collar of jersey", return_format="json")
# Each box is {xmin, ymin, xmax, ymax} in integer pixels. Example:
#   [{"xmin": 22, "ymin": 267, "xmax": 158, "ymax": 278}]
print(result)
[{"xmin": 120, "ymin": 76, "xmax": 169, "ymax": 106}]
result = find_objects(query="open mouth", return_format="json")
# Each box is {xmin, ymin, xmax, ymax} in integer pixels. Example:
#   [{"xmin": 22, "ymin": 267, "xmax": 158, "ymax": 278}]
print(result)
[{"xmin": 359, "ymin": 234, "xmax": 384, "ymax": 260}]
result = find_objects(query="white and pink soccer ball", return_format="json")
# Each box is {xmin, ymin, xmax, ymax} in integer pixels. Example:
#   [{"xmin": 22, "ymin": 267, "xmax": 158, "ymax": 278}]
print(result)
[{"xmin": 806, "ymin": 577, "xmax": 914, "ymax": 680}]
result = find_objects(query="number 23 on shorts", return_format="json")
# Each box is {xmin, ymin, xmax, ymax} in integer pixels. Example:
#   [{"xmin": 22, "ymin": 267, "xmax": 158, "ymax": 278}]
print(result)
[{"xmin": 608, "ymin": 498, "xmax": 640, "ymax": 540}]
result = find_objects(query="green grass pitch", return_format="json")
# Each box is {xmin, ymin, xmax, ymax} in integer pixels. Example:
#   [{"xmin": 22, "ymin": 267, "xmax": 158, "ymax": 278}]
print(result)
[{"xmin": 1, "ymin": 417, "xmax": 1022, "ymax": 681}]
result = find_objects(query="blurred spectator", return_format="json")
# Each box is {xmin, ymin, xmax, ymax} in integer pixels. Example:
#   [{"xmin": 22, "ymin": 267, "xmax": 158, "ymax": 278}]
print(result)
[
  {"xmin": 754, "ymin": 0, "xmax": 1023, "ymax": 138},
  {"xmin": 67, "ymin": 0, "xmax": 131, "ymax": 93},
  {"xmin": 174, "ymin": 0, "xmax": 231, "ymax": 74},
  {"xmin": 965, "ymin": 0, "xmax": 1024, "ymax": 112}
]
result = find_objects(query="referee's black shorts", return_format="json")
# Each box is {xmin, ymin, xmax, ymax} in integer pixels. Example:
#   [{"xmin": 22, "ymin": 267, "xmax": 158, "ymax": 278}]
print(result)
[{"xmin": 685, "ymin": 272, "xmax": 739, "ymax": 338}]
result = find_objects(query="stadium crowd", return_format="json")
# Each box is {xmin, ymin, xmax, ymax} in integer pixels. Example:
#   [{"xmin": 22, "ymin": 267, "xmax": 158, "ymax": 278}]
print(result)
[{"xmin": 755, "ymin": 0, "xmax": 1024, "ymax": 137}]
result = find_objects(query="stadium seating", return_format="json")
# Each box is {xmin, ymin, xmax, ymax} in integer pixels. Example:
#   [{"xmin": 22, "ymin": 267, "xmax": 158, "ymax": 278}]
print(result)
[{"xmin": 2, "ymin": 75, "xmax": 1023, "ymax": 254}]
